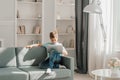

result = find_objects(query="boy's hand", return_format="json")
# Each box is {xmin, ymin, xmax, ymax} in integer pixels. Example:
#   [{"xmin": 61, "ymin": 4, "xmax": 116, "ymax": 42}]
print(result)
[{"xmin": 62, "ymin": 50, "xmax": 68, "ymax": 56}]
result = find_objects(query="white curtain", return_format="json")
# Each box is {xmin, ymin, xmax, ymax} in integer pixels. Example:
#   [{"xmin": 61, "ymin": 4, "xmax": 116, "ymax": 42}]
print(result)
[
  {"xmin": 88, "ymin": 0, "xmax": 113, "ymax": 75},
  {"xmin": 113, "ymin": 0, "xmax": 120, "ymax": 59}
]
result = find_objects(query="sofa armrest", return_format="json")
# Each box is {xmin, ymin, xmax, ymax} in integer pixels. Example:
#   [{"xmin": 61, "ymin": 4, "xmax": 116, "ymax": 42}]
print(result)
[
  {"xmin": 61, "ymin": 56, "xmax": 74, "ymax": 80},
  {"xmin": 61, "ymin": 56, "xmax": 74, "ymax": 71}
]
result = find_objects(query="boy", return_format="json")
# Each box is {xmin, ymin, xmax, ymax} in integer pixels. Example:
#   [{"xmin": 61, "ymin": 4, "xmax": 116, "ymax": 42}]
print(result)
[{"xmin": 26, "ymin": 31, "xmax": 68, "ymax": 74}]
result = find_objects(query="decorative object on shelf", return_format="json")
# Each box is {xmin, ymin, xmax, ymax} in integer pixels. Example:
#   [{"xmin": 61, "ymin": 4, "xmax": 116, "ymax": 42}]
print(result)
[
  {"xmin": 17, "ymin": 25, "xmax": 26, "ymax": 34},
  {"xmin": 59, "ymin": 0, "xmax": 63, "ymax": 4},
  {"xmin": 36, "ymin": 0, "xmax": 42, "ymax": 2},
  {"xmin": 38, "ymin": 14, "xmax": 42, "ymax": 19},
  {"xmin": 17, "ymin": 10, "xmax": 20, "ymax": 18},
  {"xmin": 33, "ymin": 25, "xmax": 41, "ymax": 34},
  {"xmin": 35, "ymin": 0, "xmax": 37, "ymax": 2},
  {"xmin": 57, "ymin": 12, "xmax": 61, "ymax": 19},
  {"xmin": 69, "ymin": 39, "xmax": 74, "ymax": 48},
  {"xmin": 66, "ymin": 25, "xmax": 74, "ymax": 33},
  {"xmin": 30, "ymin": 40, "xmax": 41, "ymax": 45},
  {"xmin": 35, "ymin": 40, "xmax": 41, "ymax": 44},
  {"xmin": 32, "ymin": 40, "xmax": 35, "ymax": 44},
  {"xmin": 21, "ymin": 25, "xmax": 26, "ymax": 34}
]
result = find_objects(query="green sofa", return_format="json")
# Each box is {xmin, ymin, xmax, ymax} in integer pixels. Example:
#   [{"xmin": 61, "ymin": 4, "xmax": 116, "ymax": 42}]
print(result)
[{"xmin": 0, "ymin": 46, "xmax": 74, "ymax": 80}]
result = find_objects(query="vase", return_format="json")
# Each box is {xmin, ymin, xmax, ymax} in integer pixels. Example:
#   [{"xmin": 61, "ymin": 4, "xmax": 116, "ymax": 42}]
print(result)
[{"xmin": 111, "ymin": 68, "xmax": 120, "ymax": 77}]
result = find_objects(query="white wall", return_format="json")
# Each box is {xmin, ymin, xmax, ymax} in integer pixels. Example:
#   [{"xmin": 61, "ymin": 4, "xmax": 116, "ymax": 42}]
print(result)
[{"xmin": 0, "ymin": 0, "xmax": 15, "ymax": 47}]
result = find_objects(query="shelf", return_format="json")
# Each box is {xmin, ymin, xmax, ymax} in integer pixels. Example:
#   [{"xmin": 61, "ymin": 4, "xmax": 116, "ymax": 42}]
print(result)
[
  {"xmin": 59, "ymin": 33, "xmax": 69, "ymax": 35},
  {"xmin": 17, "ymin": 34, "xmax": 41, "ymax": 36},
  {"xmin": 17, "ymin": 18, "xmax": 42, "ymax": 20},
  {"xmin": 58, "ymin": 33, "xmax": 75, "ymax": 35},
  {"xmin": 56, "ymin": 18, "xmax": 75, "ymax": 21},
  {"xmin": 18, "ymin": 1, "xmax": 42, "ymax": 5},
  {"xmin": 57, "ymin": 3, "xmax": 75, "ymax": 6},
  {"xmin": 66, "ymin": 48, "xmax": 75, "ymax": 50}
]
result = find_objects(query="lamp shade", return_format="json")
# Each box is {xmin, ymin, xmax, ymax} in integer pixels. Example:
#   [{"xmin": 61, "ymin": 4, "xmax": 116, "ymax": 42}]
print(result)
[{"xmin": 83, "ymin": 2, "xmax": 102, "ymax": 14}]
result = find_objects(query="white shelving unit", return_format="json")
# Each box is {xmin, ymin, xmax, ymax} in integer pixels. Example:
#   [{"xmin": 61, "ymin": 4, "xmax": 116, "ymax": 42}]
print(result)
[
  {"xmin": 18, "ymin": 1, "xmax": 42, "ymax": 4},
  {"xmin": 16, "ymin": 0, "xmax": 42, "ymax": 47},
  {"xmin": 56, "ymin": 0, "xmax": 75, "ymax": 50},
  {"xmin": 15, "ymin": 0, "xmax": 75, "ymax": 48},
  {"xmin": 17, "ymin": 18, "xmax": 42, "ymax": 20}
]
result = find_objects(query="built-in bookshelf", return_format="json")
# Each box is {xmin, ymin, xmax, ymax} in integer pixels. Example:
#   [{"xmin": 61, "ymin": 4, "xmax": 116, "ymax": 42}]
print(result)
[
  {"xmin": 16, "ymin": 0, "xmax": 42, "ymax": 47},
  {"xmin": 56, "ymin": 0, "xmax": 75, "ymax": 49},
  {"xmin": 15, "ymin": 0, "xmax": 75, "ymax": 48}
]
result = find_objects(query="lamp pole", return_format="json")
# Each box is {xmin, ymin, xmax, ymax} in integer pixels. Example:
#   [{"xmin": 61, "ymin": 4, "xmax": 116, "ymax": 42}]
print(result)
[
  {"xmin": 99, "ymin": 14, "xmax": 106, "ymax": 40},
  {"xmin": 99, "ymin": 13, "xmax": 107, "ymax": 68}
]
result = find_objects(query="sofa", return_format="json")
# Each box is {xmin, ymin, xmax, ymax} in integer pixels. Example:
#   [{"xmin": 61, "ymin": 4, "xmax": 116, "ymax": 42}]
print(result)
[{"xmin": 0, "ymin": 46, "xmax": 74, "ymax": 80}]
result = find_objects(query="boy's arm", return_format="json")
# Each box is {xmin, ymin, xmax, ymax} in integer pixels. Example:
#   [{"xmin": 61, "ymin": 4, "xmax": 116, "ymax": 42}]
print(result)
[
  {"xmin": 26, "ymin": 42, "xmax": 49, "ymax": 48},
  {"xmin": 26, "ymin": 43, "xmax": 42, "ymax": 48},
  {"xmin": 62, "ymin": 47, "xmax": 68, "ymax": 56}
]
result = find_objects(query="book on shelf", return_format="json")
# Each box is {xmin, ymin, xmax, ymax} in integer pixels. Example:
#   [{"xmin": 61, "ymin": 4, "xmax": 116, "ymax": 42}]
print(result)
[
  {"xmin": 66, "ymin": 25, "xmax": 74, "ymax": 33},
  {"xmin": 33, "ymin": 25, "xmax": 41, "ymax": 34},
  {"xmin": 17, "ymin": 26, "xmax": 21, "ymax": 34},
  {"xmin": 17, "ymin": 25, "xmax": 26, "ymax": 34},
  {"xmin": 69, "ymin": 39, "xmax": 74, "ymax": 48}
]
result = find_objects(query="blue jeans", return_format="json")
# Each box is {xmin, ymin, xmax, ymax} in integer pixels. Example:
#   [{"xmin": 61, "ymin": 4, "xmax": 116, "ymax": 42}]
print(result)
[{"xmin": 39, "ymin": 50, "xmax": 61, "ymax": 69}]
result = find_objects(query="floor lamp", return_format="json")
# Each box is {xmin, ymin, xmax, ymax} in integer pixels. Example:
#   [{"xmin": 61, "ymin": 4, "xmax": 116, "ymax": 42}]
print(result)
[{"xmin": 83, "ymin": 0, "xmax": 107, "ymax": 68}]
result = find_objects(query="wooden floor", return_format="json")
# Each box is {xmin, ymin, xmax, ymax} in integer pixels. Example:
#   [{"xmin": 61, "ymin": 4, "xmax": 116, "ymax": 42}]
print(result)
[
  {"xmin": 74, "ymin": 72, "xmax": 93, "ymax": 80},
  {"xmin": 74, "ymin": 72, "xmax": 120, "ymax": 80}
]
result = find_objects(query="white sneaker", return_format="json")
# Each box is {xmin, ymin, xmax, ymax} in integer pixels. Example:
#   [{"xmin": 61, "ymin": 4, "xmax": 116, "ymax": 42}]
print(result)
[
  {"xmin": 44, "ymin": 71, "xmax": 56, "ymax": 79},
  {"xmin": 59, "ymin": 65, "xmax": 66, "ymax": 69},
  {"xmin": 46, "ymin": 68, "xmax": 52, "ymax": 74}
]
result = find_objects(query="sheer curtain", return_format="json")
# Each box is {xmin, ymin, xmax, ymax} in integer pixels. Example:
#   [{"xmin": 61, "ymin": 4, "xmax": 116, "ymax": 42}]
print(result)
[
  {"xmin": 88, "ymin": 0, "xmax": 113, "ymax": 75},
  {"xmin": 113, "ymin": 0, "xmax": 120, "ymax": 59}
]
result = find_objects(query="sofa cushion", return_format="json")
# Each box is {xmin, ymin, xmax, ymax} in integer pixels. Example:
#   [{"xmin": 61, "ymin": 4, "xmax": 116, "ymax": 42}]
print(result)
[
  {"xmin": 19, "ymin": 66, "xmax": 45, "ymax": 80},
  {"xmin": 50, "ymin": 69, "xmax": 71, "ymax": 79},
  {"xmin": 0, "ymin": 67, "xmax": 28, "ymax": 80},
  {"xmin": 19, "ymin": 66, "xmax": 71, "ymax": 80},
  {"xmin": 0, "ymin": 47, "xmax": 17, "ymax": 67},
  {"xmin": 15, "ymin": 46, "xmax": 47, "ymax": 66}
]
